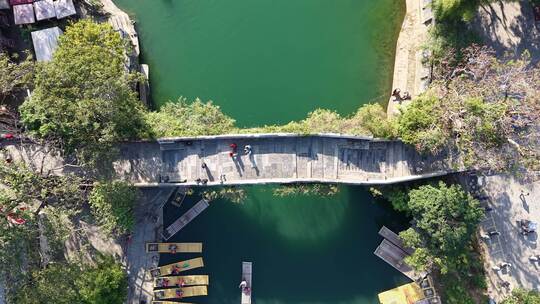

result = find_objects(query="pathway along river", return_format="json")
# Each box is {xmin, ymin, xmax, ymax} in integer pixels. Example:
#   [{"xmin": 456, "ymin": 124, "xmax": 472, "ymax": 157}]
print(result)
[{"xmin": 114, "ymin": 1, "xmax": 408, "ymax": 303}]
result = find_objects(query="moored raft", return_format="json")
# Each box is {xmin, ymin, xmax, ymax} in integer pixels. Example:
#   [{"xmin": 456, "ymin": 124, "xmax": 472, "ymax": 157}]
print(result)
[
  {"xmin": 146, "ymin": 242, "xmax": 203, "ymax": 253},
  {"xmin": 240, "ymin": 262, "xmax": 252, "ymax": 304},
  {"xmin": 150, "ymin": 257, "xmax": 204, "ymax": 277},
  {"xmin": 154, "ymin": 275, "xmax": 209, "ymax": 288},
  {"xmin": 154, "ymin": 286, "xmax": 208, "ymax": 299}
]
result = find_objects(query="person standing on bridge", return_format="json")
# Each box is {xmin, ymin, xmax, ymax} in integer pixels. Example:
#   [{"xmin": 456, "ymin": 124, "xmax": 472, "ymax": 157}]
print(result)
[{"xmin": 229, "ymin": 143, "xmax": 238, "ymax": 157}]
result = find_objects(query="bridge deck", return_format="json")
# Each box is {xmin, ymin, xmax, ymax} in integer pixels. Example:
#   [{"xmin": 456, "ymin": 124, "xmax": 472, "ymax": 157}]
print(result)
[
  {"xmin": 2, "ymin": 134, "xmax": 457, "ymax": 187},
  {"xmin": 113, "ymin": 134, "xmax": 455, "ymax": 186}
]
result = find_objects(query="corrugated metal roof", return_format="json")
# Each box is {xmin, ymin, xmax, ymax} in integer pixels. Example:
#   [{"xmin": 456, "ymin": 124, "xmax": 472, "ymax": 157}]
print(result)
[{"xmin": 31, "ymin": 26, "xmax": 62, "ymax": 62}]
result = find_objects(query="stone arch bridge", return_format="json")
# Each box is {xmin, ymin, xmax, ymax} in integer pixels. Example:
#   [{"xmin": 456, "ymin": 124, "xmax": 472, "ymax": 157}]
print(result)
[{"xmin": 111, "ymin": 133, "xmax": 458, "ymax": 187}]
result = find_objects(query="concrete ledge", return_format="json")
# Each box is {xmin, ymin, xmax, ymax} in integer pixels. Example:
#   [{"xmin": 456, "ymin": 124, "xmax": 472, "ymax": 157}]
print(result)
[{"xmin": 133, "ymin": 170, "xmax": 453, "ymax": 188}]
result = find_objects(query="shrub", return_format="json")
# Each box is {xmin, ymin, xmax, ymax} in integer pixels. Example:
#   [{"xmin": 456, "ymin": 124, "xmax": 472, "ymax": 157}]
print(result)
[{"xmin": 89, "ymin": 181, "xmax": 138, "ymax": 235}]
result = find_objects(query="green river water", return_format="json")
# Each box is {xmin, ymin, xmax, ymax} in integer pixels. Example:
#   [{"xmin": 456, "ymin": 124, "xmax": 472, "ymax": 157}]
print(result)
[{"xmin": 113, "ymin": 1, "xmax": 408, "ymax": 303}]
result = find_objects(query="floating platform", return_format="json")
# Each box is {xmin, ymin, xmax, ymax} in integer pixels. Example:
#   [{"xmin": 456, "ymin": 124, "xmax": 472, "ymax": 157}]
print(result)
[
  {"xmin": 241, "ymin": 262, "xmax": 252, "ymax": 304},
  {"xmin": 154, "ymin": 275, "xmax": 209, "ymax": 288},
  {"xmin": 150, "ymin": 258, "xmax": 204, "ymax": 277},
  {"xmin": 154, "ymin": 286, "xmax": 208, "ymax": 300},
  {"xmin": 374, "ymin": 239, "xmax": 421, "ymax": 281},
  {"xmin": 163, "ymin": 199, "xmax": 210, "ymax": 240},
  {"xmin": 146, "ymin": 242, "xmax": 203, "ymax": 253},
  {"xmin": 378, "ymin": 282, "xmax": 426, "ymax": 304},
  {"xmin": 378, "ymin": 226, "xmax": 414, "ymax": 255}
]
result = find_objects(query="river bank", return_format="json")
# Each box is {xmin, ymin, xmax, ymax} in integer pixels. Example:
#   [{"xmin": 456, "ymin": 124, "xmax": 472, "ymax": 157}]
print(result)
[{"xmin": 387, "ymin": 0, "xmax": 432, "ymax": 117}]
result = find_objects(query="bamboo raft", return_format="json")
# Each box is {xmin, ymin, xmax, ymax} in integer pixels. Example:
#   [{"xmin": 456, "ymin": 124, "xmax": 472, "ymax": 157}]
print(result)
[
  {"xmin": 154, "ymin": 286, "xmax": 208, "ymax": 300},
  {"xmin": 150, "ymin": 258, "xmax": 204, "ymax": 277},
  {"xmin": 241, "ymin": 262, "xmax": 252, "ymax": 304},
  {"xmin": 146, "ymin": 242, "xmax": 203, "ymax": 253},
  {"xmin": 154, "ymin": 275, "xmax": 209, "ymax": 288}
]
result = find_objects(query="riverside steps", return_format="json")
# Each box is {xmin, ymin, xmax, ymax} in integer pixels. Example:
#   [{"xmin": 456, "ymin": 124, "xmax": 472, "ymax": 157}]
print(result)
[
  {"xmin": 1, "ymin": 133, "xmax": 459, "ymax": 186},
  {"xmin": 113, "ymin": 133, "xmax": 459, "ymax": 186}
]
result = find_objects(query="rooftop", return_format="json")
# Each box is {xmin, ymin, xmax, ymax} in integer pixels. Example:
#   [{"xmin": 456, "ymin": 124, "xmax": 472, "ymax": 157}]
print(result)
[{"xmin": 31, "ymin": 26, "xmax": 62, "ymax": 62}]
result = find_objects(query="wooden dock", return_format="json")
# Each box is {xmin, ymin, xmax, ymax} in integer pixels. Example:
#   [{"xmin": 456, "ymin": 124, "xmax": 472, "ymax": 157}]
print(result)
[
  {"xmin": 374, "ymin": 239, "xmax": 420, "ymax": 280},
  {"xmin": 146, "ymin": 242, "xmax": 202, "ymax": 253},
  {"xmin": 154, "ymin": 275, "xmax": 209, "ymax": 288},
  {"xmin": 163, "ymin": 199, "xmax": 210, "ymax": 240},
  {"xmin": 378, "ymin": 226, "xmax": 414, "ymax": 255},
  {"xmin": 150, "ymin": 258, "xmax": 204, "ymax": 277},
  {"xmin": 241, "ymin": 262, "xmax": 252, "ymax": 304},
  {"xmin": 153, "ymin": 286, "xmax": 208, "ymax": 300}
]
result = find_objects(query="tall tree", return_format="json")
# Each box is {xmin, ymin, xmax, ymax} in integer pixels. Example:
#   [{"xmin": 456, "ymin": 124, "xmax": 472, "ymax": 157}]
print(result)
[{"xmin": 20, "ymin": 20, "xmax": 147, "ymax": 167}]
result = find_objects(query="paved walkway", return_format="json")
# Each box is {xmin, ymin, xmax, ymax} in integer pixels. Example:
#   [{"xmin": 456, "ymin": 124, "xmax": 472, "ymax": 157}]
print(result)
[
  {"xmin": 127, "ymin": 187, "xmax": 174, "ymax": 304},
  {"xmin": 479, "ymin": 175, "xmax": 540, "ymax": 300},
  {"xmin": 114, "ymin": 134, "xmax": 457, "ymax": 187}
]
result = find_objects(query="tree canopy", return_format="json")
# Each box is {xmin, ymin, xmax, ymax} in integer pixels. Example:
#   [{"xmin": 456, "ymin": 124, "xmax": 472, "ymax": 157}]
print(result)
[
  {"xmin": 398, "ymin": 45, "xmax": 540, "ymax": 173},
  {"xmin": 398, "ymin": 182, "xmax": 484, "ymax": 273},
  {"xmin": 14, "ymin": 255, "xmax": 127, "ymax": 304},
  {"xmin": 89, "ymin": 180, "xmax": 138, "ymax": 235},
  {"xmin": 501, "ymin": 289, "xmax": 540, "ymax": 304},
  {"xmin": 20, "ymin": 20, "xmax": 147, "ymax": 166},
  {"xmin": 0, "ymin": 51, "xmax": 34, "ymax": 103}
]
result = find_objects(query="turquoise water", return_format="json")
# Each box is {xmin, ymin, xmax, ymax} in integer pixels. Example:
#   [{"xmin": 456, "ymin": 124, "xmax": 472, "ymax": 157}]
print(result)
[
  {"xmin": 162, "ymin": 186, "xmax": 410, "ymax": 304},
  {"xmin": 115, "ymin": 0, "xmax": 404, "ymax": 126}
]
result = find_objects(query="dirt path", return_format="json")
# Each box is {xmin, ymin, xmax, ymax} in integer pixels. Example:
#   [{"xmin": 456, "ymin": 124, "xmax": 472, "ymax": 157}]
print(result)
[{"xmin": 472, "ymin": 0, "xmax": 540, "ymax": 63}]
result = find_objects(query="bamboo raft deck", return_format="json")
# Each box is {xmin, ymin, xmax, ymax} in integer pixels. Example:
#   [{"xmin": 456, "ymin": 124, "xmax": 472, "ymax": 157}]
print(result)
[
  {"xmin": 146, "ymin": 242, "xmax": 203, "ymax": 253},
  {"xmin": 378, "ymin": 226, "xmax": 414, "ymax": 255},
  {"xmin": 154, "ymin": 286, "xmax": 208, "ymax": 300},
  {"xmin": 150, "ymin": 258, "xmax": 204, "ymax": 277},
  {"xmin": 163, "ymin": 199, "xmax": 210, "ymax": 240},
  {"xmin": 241, "ymin": 262, "xmax": 252, "ymax": 304},
  {"xmin": 154, "ymin": 275, "xmax": 209, "ymax": 288},
  {"xmin": 374, "ymin": 239, "xmax": 420, "ymax": 281}
]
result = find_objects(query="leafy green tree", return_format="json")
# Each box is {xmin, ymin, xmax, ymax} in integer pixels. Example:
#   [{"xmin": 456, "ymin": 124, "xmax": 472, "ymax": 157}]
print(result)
[
  {"xmin": 146, "ymin": 98, "xmax": 236, "ymax": 137},
  {"xmin": 502, "ymin": 289, "xmax": 540, "ymax": 304},
  {"xmin": 0, "ymin": 51, "xmax": 34, "ymax": 103},
  {"xmin": 398, "ymin": 182, "xmax": 484, "ymax": 273},
  {"xmin": 89, "ymin": 181, "xmax": 138, "ymax": 235},
  {"xmin": 14, "ymin": 256, "xmax": 127, "ymax": 304},
  {"xmin": 77, "ymin": 255, "xmax": 128, "ymax": 304},
  {"xmin": 20, "ymin": 20, "xmax": 147, "ymax": 166},
  {"xmin": 433, "ymin": 0, "xmax": 479, "ymax": 22}
]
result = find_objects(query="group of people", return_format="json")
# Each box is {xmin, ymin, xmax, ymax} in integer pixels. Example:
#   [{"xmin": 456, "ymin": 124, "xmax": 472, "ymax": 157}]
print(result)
[{"xmin": 229, "ymin": 143, "xmax": 253, "ymax": 157}]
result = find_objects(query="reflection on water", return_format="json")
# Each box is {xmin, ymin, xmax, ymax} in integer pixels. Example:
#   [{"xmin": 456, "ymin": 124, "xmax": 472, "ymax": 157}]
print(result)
[
  {"xmin": 162, "ymin": 186, "xmax": 410, "ymax": 304},
  {"xmin": 240, "ymin": 187, "xmax": 348, "ymax": 241}
]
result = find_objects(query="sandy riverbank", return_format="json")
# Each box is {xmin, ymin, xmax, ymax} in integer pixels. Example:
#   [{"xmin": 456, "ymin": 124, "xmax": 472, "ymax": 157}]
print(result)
[{"xmin": 387, "ymin": 0, "xmax": 431, "ymax": 117}]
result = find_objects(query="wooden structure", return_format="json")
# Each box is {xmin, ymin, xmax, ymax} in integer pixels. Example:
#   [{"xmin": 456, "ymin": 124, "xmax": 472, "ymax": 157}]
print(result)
[
  {"xmin": 378, "ymin": 226, "xmax": 414, "ymax": 255},
  {"xmin": 162, "ymin": 199, "xmax": 210, "ymax": 240},
  {"xmin": 146, "ymin": 242, "xmax": 202, "ymax": 253},
  {"xmin": 154, "ymin": 286, "xmax": 208, "ymax": 300},
  {"xmin": 374, "ymin": 239, "xmax": 420, "ymax": 281},
  {"xmin": 378, "ymin": 282, "xmax": 426, "ymax": 304},
  {"xmin": 154, "ymin": 275, "xmax": 209, "ymax": 288},
  {"xmin": 241, "ymin": 262, "xmax": 252, "ymax": 304},
  {"xmin": 31, "ymin": 27, "xmax": 62, "ymax": 62},
  {"xmin": 150, "ymin": 258, "xmax": 204, "ymax": 277}
]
